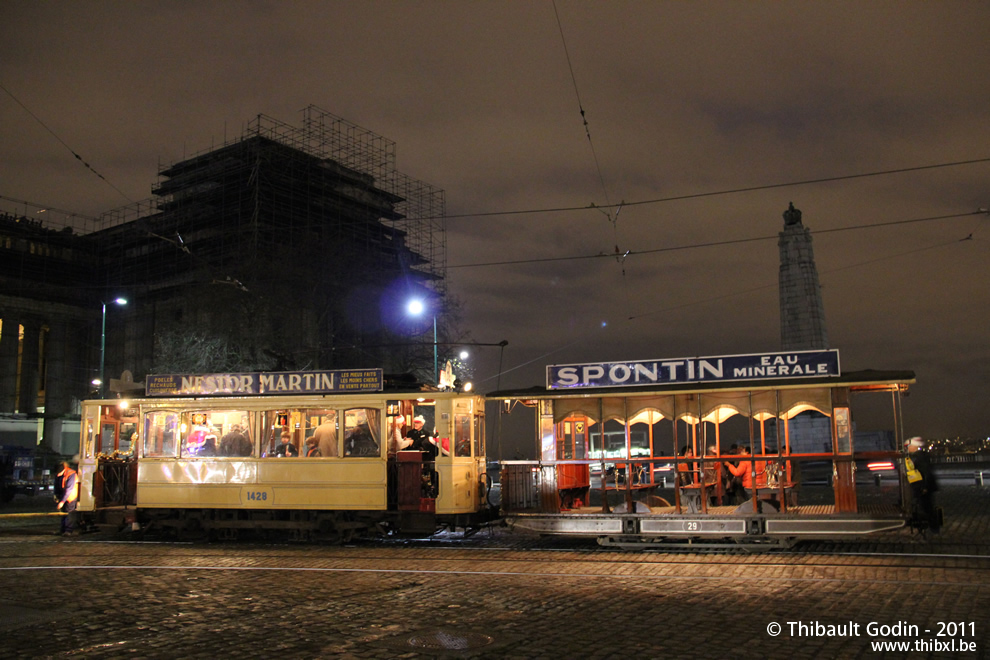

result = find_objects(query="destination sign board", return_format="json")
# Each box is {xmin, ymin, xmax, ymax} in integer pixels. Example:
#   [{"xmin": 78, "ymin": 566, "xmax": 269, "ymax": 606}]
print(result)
[
  {"xmin": 547, "ymin": 349, "xmax": 840, "ymax": 390},
  {"xmin": 145, "ymin": 369, "xmax": 384, "ymax": 397}
]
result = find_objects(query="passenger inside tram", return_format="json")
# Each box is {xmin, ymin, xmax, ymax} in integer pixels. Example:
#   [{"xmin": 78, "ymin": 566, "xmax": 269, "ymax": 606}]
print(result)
[
  {"xmin": 726, "ymin": 445, "xmax": 754, "ymax": 503},
  {"xmin": 678, "ymin": 446, "xmax": 701, "ymax": 513},
  {"xmin": 344, "ymin": 423, "xmax": 377, "ymax": 456},
  {"xmin": 703, "ymin": 445, "xmax": 723, "ymax": 505},
  {"xmin": 388, "ymin": 415, "xmax": 412, "ymax": 457},
  {"xmin": 310, "ymin": 415, "xmax": 337, "ymax": 458},
  {"xmin": 200, "ymin": 435, "xmax": 218, "ymax": 456},
  {"xmin": 220, "ymin": 424, "xmax": 253, "ymax": 457},
  {"xmin": 677, "ymin": 446, "xmax": 696, "ymax": 486},
  {"xmin": 273, "ymin": 431, "xmax": 298, "ymax": 457}
]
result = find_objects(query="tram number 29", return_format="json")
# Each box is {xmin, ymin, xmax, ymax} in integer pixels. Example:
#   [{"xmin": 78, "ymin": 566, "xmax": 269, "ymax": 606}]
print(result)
[{"xmin": 684, "ymin": 521, "xmax": 699, "ymax": 531}]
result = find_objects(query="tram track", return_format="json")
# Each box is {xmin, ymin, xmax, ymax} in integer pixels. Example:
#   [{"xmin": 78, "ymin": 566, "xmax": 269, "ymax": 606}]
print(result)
[{"xmin": 1, "ymin": 537, "xmax": 988, "ymax": 575}]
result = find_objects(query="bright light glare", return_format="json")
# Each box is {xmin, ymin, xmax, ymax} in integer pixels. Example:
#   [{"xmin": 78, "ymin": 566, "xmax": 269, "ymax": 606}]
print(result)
[
  {"xmin": 91, "ymin": 378, "xmax": 102, "ymax": 386},
  {"xmin": 119, "ymin": 400, "xmax": 130, "ymax": 410},
  {"xmin": 114, "ymin": 297, "xmax": 128, "ymax": 305},
  {"xmin": 459, "ymin": 350, "xmax": 469, "ymax": 360},
  {"xmin": 407, "ymin": 299, "xmax": 424, "ymax": 316},
  {"xmin": 463, "ymin": 382, "xmax": 473, "ymax": 392}
]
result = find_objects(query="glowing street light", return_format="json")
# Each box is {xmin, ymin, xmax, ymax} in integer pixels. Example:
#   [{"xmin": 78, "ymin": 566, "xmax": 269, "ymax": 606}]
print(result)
[
  {"xmin": 406, "ymin": 298, "xmax": 437, "ymax": 384},
  {"xmin": 98, "ymin": 297, "xmax": 127, "ymax": 398}
]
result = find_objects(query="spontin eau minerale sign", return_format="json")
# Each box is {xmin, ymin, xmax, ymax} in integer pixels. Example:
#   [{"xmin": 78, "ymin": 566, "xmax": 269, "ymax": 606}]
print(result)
[
  {"xmin": 547, "ymin": 349, "xmax": 840, "ymax": 390},
  {"xmin": 146, "ymin": 369, "xmax": 383, "ymax": 397}
]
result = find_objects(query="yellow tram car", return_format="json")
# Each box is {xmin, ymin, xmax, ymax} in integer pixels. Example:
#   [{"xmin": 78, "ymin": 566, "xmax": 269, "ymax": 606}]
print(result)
[{"xmin": 76, "ymin": 369, "xmax": 492, "ymax": 540}]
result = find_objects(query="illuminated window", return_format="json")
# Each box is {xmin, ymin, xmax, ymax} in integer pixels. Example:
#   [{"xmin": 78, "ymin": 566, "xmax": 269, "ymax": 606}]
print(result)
[
  {"xmin": 177, "ymin": 410, "xmax": 253, "ymax": 458},
  {"xmin": 143, "ymin": 411, "xmax": 179, "ymax": 458},
  {"xmin": 303, "ymin": 409, "xmax": 337, "ymax": 458},
  {"xmin": 343, "ymin": 408, "xmax": 380, "ymax": 457},
  {"xmin": 454, "ymin": 414, "xmax": 471, "ymax": 457},
  {"xmin": 473, "ymin": 413, "xmax": 485, "ymax": 458}
]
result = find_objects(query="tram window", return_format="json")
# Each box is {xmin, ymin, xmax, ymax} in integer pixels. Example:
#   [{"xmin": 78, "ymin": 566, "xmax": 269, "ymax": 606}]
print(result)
[
  {"xmin": 119, "ymin": 421, "xmax": 138, "ymax": 456},
  {"xmin": 473, "ymin": 414, "xmax": 485, "ymax": 457},
  {"xmin": 454, "ymin": 414, "xmax": 471, "ymax": 457},
  {"xmin": 83, "ymin": 411, "xmax": 97, "ymax": 459},
  {"xmin": 178, "ymin": 410, "xmax": 252, "ymax": 458},
  {"xmin": 144, "ymin": 411, "xmax": 179, "ymax": 458},
  {"xmin": 262, "ymin": 410, "xmax": 289, "ymax": 457},
  {"xmin": 343, "ymin": 408, "xmax": 380, "ymax": 457},
  {"xmin": 259, "ymin": 409, "xmax": 333, "ymax": 458},
  {"xmin": 99, "ymin": 423, "xmax": 116, "ymax": 456},
  {"xmin": 303, "ymin": 409, "xmax": 337, "ymax": 458}
]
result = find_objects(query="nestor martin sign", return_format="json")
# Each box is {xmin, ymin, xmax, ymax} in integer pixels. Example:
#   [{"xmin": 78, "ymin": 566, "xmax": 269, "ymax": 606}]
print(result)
[{"xmin": 146, "ymin": 369, "xmax": 383, "ymax": 396}]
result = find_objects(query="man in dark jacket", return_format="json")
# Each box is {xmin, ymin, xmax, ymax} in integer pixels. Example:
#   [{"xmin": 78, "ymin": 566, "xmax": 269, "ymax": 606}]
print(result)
[
  {"xmin": 54, "ymin": 460, "xmax": 79, "ymax": 536},
  {"xmin": 406, "ymin": 416, "xmax": 438, "ymax": 497},
  {"xmin": 905, "ymin": 436, "xmax": 940, "ymax": 534}
]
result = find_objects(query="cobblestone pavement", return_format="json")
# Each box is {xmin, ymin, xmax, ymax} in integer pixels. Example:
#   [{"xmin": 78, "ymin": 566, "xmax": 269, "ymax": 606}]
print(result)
[{"xmin": 0, "ymin": 487, "xmax": 988, "ymax": 659}]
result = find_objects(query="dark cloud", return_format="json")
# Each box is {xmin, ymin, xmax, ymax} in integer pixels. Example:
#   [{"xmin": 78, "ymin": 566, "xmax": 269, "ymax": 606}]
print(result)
[{"xmin": 2, "ymin": 1, "xmax": 989, "ymax": 436}]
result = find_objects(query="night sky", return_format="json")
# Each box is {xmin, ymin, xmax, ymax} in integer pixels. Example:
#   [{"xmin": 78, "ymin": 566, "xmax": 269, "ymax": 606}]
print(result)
[{"xmin": 2, "ymin": 2, "xmax": 989, "ymax": 437}]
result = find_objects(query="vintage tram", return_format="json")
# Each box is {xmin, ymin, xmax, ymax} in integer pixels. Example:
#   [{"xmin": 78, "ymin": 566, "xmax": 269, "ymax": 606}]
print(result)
[
  {"xmin": 490, "ymin": 349, "xmax": 918, "ymax": 548},
  {"xmin": 76, "ymin": 349, "xmax": 922, "ymax": 548},
  {"xmin": 76, "ymin": 369, "xmax": 493, "ymax": 540}
]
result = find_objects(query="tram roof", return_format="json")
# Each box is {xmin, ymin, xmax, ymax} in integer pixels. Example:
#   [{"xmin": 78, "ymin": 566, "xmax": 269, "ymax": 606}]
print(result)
[{"xmin": 485, "ymin": 369, "xmax": 916, "ymax": 400}]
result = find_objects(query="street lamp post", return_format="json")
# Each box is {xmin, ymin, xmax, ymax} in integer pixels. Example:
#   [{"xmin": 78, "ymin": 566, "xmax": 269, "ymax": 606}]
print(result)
[
  {"xmin": 97, "ymin": 298, "xmax": 127, "ymax": 398},
  {"xmin": 406, "ymin": 299, "xmax": 437, "ymax": 384}
]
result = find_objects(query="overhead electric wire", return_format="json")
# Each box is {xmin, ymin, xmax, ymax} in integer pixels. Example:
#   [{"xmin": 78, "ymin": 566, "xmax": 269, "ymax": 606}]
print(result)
[
  {"xmin": 551, "ymin": 0, "xmax": 613, "ymax": 217},
  {"xmin": 0, "ymin": 81, "xmax": 133, "ymax": 203},
  {"xmin": 0, "ymin": 194, "xmax": 100, "ymax": 222},
  {"xmin": 448, "ymin": 210, "xmax": 985, "ymax": 269},
  {"xmin": 626, "ymin": 235, "xmax": 974, "ymax": 322},
  {"xmin": 479, "ymin": 230, "xmax": 978, "ymax": 385},
  {"xmin": 436, "ymin": 156, "xmax": 990, "ymax": 221}
]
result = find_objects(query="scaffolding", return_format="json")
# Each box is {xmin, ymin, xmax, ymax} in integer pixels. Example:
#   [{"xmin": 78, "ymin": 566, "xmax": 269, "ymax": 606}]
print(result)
[
  {"xmin": 1, "ymin": 106, "xmax": 450, "ymax": 389},
  {"xmin": 94, "ymin": 105, "xmax": 446, "ymax": 301}
]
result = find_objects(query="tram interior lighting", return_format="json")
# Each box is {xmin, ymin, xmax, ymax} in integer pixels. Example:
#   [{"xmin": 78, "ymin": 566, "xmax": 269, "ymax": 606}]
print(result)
[
  {"xmin": 867, "ymin": 461, "xmax": 895, "ymax": 471},
  {"xmin": 702, "ymin": 406, "xmax": 740, "ymax": 424}
]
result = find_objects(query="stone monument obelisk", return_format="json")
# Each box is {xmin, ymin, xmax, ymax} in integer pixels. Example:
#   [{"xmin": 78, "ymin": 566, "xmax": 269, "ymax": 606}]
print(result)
[{"xmin": 778, "ymin": 202, "xmax": 828, "ymax": 350}]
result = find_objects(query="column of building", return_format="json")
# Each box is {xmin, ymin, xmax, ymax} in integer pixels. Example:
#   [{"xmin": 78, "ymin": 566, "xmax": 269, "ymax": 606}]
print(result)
[
  {"xmin": 0, "ymin": 315, "xmax": 20, "ymax": 412},
  {"xmin": 16, "ymin": 319, "xmax": 43, "ymax": 415}
]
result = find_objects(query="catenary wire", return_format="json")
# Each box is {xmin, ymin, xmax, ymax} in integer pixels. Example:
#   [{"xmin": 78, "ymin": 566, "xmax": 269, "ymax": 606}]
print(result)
[
  {"xmin": 436, "ymin": 157, "xmax": 990, "ymax": 221},
  {"xmin": 0, "ymin": 81, "xmax": 134, "ymax": 204},
  {"xmin": 448, "ymin": 210, "xmax": 985, "ymax": 269}
]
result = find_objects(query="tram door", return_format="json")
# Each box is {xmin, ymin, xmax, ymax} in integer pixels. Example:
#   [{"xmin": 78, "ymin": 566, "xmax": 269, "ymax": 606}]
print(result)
[
  {"xmin": 832, "ymin": 400, "xmax": 857, "ymax": 513},
  {"xmin": 95, "ymin": 405, "xmax": 139, "ymax": 508},
  {"xmin": 556, "ymin": 417, "xmax": 591, "ymax": 508}
]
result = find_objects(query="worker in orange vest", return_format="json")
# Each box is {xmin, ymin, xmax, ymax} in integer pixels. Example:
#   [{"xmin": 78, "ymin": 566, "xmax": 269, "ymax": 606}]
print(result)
[{"xmin": 54, "ymin": 460, "xmax": 79, "ymax": 536}]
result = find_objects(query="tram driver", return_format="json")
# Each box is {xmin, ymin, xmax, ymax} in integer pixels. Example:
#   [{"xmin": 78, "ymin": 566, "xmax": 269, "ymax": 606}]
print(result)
[{"xmin": 406, "ymin": 415, "xmax": 439, "ymax": 498}]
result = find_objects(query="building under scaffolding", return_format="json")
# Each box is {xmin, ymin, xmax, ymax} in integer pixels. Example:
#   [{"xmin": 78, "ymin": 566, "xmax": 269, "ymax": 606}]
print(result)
[{"xmin": 0, "ymin": 106, "xmax": 448, "ymax": 452}]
